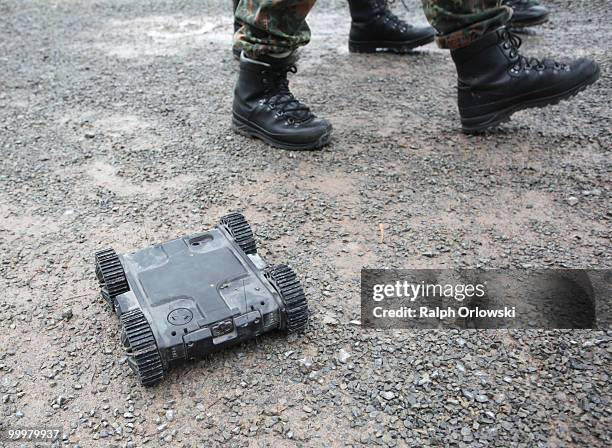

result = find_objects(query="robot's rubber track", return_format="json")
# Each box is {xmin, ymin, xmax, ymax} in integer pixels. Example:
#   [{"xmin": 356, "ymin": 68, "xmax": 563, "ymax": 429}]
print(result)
[
  {"xmin": 219, "ymin": 212, "xmax": 257, "ymax": 254},
  {"xmin": 95, "ymin": 248, "xmax": 130, "ymax": 303},
  {"xmin": 120, "ymin": 309, "xmax": 165, "ymax": 386},
  {"xmin": 265, "ymin": 264, "xmax": 308, "ymax": 333}
]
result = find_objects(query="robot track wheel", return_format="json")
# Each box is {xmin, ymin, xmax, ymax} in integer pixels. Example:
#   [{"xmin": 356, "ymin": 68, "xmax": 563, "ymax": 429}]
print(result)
[
  {"xmin": 265, "ymin": 264, "xmax": 308, "ymax": 333},
  {"xmin": 120, "ymin": 309, "xmax": 165, "ymax": 387}
]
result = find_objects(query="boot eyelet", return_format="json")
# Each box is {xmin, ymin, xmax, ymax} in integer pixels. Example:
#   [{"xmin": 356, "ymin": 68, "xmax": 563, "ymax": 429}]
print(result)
[
  {"xmin": 503, "ymin": 43, "xmax": 510, "ymax": 50},
  {"xmin": 286, "ymin": 118, "xmax": 295, "ymax": 125}
]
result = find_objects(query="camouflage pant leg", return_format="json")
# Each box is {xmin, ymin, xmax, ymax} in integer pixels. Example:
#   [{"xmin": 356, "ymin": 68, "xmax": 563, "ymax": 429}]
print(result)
[
  {"xmin": 234, "ymin": 0, "xmax": 317, "ymax": 57},
  {"xmin": 422, "ymin": 0, "xmax": 513, "ymax": 49}
]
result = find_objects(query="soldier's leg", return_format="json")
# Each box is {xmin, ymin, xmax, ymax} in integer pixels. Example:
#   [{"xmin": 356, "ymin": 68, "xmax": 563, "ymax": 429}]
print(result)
[
  {"xmin": 422, "ymin": 0, "xmax": 511, "ymax": 49},
  {"xmin": 234, "ymin": 0, "xmax": 316, "ymax": 57},
  {"xmin": 232, "ymin": 0, "xmax": 436, "ymax": 57},
  {"xmin": 232, "ymin": 0, "xmax": 333, "ymax": 150},
  {"xmin": 421, "ymin": 0, "xmax": 600, "ymax": 133}
]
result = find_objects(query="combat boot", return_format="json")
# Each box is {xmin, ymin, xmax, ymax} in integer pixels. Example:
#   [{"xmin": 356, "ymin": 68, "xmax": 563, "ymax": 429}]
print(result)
[
  {"xmin": 503, "ymin": 0, "xmax": 549, "ymax": 28},
  {"xmin": 451, "ymin": 27, "xmax": 600, "ymax": 134},
  {"xmin": 232, "ymin": 0, "xmax": 241, "ymax": 59},
  {"xmin": 232, "ymin": 53, "xmax": 333, "ymax": 150},
  {"xmin": 348, "ymin": 0, "xmax": 435, "ymax": 53}
]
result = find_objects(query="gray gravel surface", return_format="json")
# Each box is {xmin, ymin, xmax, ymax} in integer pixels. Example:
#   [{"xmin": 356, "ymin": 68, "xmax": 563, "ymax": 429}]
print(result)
[{"xmin": 1, "ymin": 0, "xmax": 610, "ymax": 446}]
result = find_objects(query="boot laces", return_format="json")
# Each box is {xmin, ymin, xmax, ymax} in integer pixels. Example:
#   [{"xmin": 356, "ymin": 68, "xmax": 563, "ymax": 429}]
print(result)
[
  {"xmin": 378, "ymin": 0, "xmax": 411, "ymax": 31},
  {"xmin": 262, "ymin": 65, "xmax": 312, "ymax": 124},
  {"xmin": 502, "ymin": 29, "xmax": 567, "ymax": 73}
]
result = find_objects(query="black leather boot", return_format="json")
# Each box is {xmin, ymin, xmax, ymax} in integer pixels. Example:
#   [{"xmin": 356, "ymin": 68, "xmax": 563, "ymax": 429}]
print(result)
[
  {"xmin": 232, "ymin": 0, "xmax": 241, "ymax": 59},
  {"xmin": 232, "ymin": 53, "xmax": 333, "ymax": 150},
  {"xmin": 450, "ymin": 27, "xmax": 600, "ymax": 134},
  {"xmin": 348, "ymin": 0, "xmax": 435, "ymax": 53},
  {"xmin": 503, "ymin": 0, "xmax": 549, "ymax": 28}
]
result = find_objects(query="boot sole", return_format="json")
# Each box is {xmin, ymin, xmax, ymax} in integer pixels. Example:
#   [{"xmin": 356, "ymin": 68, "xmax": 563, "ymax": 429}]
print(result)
[
  {"xmin": 348, "ymin": 34, "xmax": 435, "ymax": 54},
  {"xmin": 232, "ymin": 114, "xmax": 333, "ymax": 151},
  {"xmin": 460, "ymin": 67, "xmax": 601, "ymax": 134}
]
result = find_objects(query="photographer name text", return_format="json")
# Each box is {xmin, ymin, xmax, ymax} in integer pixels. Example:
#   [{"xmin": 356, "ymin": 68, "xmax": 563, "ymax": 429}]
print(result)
[{"xmin": 372, "ymin": 305, "xmax": 516, "ymax": 320}]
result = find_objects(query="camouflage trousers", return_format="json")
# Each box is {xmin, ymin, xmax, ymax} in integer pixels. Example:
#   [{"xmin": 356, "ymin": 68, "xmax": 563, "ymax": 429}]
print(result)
[
  {"xmin": 234, "ymin": 0, "xmax": 317, "ymax": 57},
  {"xmin": 422, "ymin": 0, "xmax": 512, "ymax": 49},
  {"xmin": 234, "ymin": 0, "xmax": 512, "ymax": 56}
]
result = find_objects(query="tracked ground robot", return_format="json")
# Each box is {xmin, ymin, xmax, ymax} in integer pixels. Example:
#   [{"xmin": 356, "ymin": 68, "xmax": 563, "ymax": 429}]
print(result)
[{"xmin": 94, "ymin": 213, "xmax": 308, "ymax": 386}]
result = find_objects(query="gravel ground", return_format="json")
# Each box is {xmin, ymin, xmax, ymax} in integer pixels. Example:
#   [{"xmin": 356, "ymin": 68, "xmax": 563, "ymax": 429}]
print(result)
[{"xmin": 1, "ymin": 0, "xmax": 610, "ymax": 446}]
